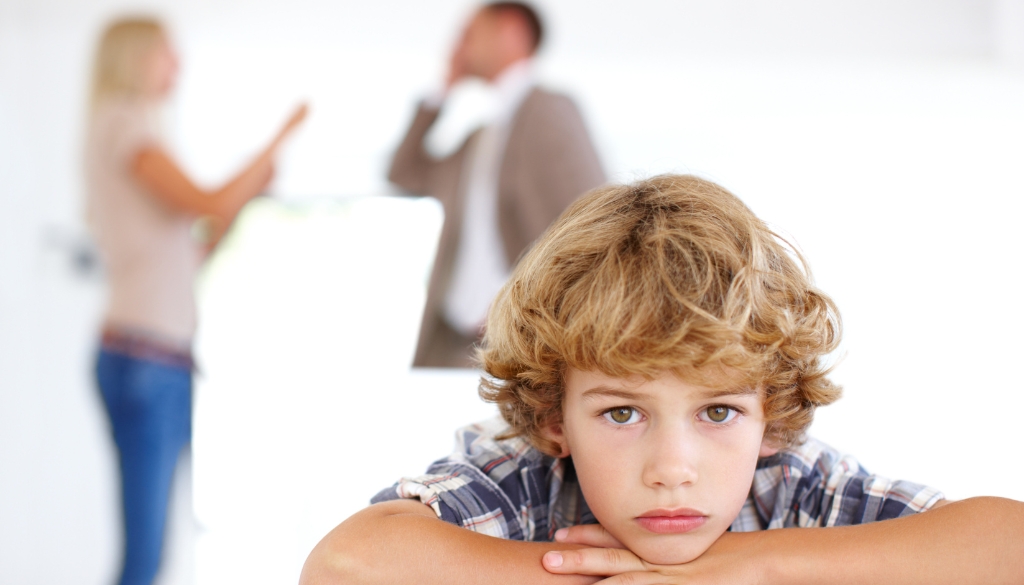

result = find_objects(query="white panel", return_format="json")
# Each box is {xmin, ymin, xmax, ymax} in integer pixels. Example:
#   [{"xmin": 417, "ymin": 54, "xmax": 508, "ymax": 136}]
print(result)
[{"xmin": 995, "ymin": 0, "xmax": 1024, "ymax": 65}]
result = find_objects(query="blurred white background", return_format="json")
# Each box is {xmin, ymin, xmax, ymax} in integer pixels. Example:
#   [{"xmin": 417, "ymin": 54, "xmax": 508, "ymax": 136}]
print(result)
[{"xmin": 2, "ymin": 0, "xmax": 1024, "ymax": 584}]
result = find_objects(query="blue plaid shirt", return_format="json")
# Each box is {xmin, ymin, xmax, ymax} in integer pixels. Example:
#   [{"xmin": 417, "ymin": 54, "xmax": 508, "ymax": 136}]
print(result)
[{"xmin": 372, "ymin": 416, "xmax": 944, "ymax": 540}]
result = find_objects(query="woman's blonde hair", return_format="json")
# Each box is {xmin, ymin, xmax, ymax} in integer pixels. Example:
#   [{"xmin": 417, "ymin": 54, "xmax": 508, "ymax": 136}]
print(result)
[
  {"xmin": 89, "ymin": 17, "xmax": 165, "ymax": 107},
  {"xmin": 479, "ymin": 174, "xmax": 842, "ymax": 455}
]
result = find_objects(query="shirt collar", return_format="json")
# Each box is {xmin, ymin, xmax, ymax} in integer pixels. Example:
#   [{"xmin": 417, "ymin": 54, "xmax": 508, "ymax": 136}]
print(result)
[{"xmin": 490, "ymin": 58, "xmax": 536, "ymax": 124}]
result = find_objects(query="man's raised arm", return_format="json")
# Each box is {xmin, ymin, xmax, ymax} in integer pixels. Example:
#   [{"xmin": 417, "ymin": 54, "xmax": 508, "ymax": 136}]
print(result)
[{"xmin": 386, "ymin": 104, "xmax": 442, "ymax": 195}]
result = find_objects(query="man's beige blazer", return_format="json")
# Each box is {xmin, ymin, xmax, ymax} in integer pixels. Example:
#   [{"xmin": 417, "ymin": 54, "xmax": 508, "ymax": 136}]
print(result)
[{"xmin": 389, "ymin": 87, "xmax": 606, "ymax": 367}]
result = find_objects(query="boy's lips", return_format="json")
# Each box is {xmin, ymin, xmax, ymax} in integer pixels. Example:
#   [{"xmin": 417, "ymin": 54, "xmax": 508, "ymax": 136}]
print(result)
[{"xmin": 635, "ymin": 508, "xmax": 707, "ymax": 534}]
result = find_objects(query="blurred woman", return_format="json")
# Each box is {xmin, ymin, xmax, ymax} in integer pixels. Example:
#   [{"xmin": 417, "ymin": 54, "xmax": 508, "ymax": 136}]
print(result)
[{"xmin": 84, "ymin": 17, "xmax": 306, "ymax": 585}]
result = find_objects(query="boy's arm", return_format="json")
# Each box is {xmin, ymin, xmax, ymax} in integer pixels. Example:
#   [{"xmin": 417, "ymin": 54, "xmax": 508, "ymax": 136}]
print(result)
[
  {"xmin": 299, "ymin": 499, "xmax": 600, "ymax": 585},
  {"xmin": 544, "ymin": 497, "xmax": 1024, "ymax": 585}
]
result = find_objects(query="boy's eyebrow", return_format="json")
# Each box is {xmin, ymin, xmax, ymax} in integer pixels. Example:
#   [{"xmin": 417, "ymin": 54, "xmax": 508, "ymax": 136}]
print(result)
[
  {"xmin": 579, "ymin": 384, "xmax": 759, "ymax": 402},
  {"xmin": 580, "ymin": 386, "xmax": 654, "ymax": 401},
  {"xmin": 693, "ymin": 386, "xmax": 759, "ymax": 399}
]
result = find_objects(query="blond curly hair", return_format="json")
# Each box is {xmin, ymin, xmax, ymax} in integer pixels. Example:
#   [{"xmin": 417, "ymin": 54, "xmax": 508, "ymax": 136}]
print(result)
[{"xmin": 478, "ymin": 174, "xmax": 842, "ymax": 455}]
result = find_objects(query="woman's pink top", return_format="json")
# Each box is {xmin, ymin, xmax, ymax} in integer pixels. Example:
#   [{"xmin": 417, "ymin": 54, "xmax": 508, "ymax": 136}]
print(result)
[{"xmin": 85, "ymin": 98, "xmax": 200, "ymax": 349}]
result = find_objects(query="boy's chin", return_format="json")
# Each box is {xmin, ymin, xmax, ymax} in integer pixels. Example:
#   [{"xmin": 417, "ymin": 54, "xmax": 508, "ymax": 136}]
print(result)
[{"xmin": 625, "ymin": 533, "xmax": 717, "ymax": 566}]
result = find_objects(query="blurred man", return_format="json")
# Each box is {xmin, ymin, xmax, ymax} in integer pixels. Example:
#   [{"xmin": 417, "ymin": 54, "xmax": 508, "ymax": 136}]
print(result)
[{"xmin": 389, "ymin": 1, "xmax": 606, "ymax": 368}]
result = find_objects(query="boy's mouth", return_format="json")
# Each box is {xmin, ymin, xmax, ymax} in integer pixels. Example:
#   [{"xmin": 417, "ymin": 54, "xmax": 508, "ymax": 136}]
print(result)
[{"xmin": 635, "ymin": 508, "xmax": 707, "ymax": 534}]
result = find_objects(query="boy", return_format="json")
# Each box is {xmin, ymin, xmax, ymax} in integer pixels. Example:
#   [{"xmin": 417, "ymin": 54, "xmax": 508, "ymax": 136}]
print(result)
[{"xmin": 301, "ymin": 175, "xmax": 1024, "ymax": 584}]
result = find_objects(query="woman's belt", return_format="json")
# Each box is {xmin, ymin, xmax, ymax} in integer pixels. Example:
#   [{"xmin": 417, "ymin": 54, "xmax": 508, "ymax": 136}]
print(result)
[{"xmin": 100, "ymin": 327, "xmax": 194, "ymax": 370}]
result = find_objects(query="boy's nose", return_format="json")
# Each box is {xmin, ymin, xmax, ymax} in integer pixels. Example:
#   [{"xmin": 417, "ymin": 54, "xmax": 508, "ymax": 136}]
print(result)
[{"xmin": 641, "ymin": 426, "xmax": 698, "ymax": 489}]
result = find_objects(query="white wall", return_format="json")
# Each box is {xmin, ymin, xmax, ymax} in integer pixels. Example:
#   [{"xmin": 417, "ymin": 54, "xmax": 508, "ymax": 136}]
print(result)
[{"xmin": 2, "ymin": 1, "xmax": 1024, "ymax": 584}]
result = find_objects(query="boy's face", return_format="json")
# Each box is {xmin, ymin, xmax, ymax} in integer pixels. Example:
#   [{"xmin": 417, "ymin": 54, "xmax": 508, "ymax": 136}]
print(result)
[{"xmin": 547, "ymin": 368, "xmax": 776, "ymax": 565}]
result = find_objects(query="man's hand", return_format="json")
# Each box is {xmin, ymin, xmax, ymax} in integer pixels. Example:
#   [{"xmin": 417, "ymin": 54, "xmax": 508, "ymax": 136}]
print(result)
[{"xmin": 542, "ymin": 525, "xmax": 768, "ymax": 585}]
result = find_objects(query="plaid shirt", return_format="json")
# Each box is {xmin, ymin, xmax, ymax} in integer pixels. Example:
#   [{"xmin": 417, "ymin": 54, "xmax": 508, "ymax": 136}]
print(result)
[{"xmin": 372, "ymin": 416, "xmax": 944, "ymax": 540}]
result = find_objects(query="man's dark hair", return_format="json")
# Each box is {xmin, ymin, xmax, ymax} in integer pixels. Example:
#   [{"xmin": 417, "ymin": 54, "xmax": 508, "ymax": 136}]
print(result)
[{"xmin": 487, "ymin": 2, "xmax": 544, "ymax": 51}]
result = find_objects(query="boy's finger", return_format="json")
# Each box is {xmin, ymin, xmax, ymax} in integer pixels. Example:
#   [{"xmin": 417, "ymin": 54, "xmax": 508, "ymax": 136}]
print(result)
[
  {"xmin": 554, "ymin": 525, "xmax": 624, "ymax": 549},
  {"xmin": 596, "ymin": 571, "xmax": 663, "ymax": 585},
  {"xmin": 542, "ymin": 548, "xmax": 646, "ymax": 576}
]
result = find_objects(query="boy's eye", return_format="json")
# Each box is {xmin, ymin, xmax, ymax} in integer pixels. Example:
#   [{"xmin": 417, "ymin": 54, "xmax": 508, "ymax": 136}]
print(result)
[
  {"xmin": 603, "ymin": 407, "xmax": 640, "ymax": 425},
  {"xmin": 700, "ymin": 405, "xmax": 738, "ymax": 424}
]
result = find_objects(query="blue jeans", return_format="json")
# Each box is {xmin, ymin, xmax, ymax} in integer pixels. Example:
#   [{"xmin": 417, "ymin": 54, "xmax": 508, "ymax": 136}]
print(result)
[{"xmin": 96, "ymin": 349, "xmax": 192, "ymax": 585}]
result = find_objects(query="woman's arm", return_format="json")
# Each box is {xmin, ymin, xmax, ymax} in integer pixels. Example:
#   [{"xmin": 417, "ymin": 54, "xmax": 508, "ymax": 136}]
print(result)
[
  {"xmin": 131, "ymin": 104, "xmax": 307, "ymax": 225},
  {"xmin": 299, "ymin": 499, "xmax": 599, "ymax": 585},
  {"xmin": 544, "ymin": 496, "xmax": 1024, "ymax": 585}
]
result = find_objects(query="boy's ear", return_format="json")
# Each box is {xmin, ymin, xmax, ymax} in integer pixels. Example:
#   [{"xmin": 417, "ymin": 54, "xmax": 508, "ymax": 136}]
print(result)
[
  {"xmin": 541, "ymin": 422, "xmax": 571, "ymax": 458},
  {"xmin": 758, "ymin": 436, "xmax": 779, "ymax": 458}
]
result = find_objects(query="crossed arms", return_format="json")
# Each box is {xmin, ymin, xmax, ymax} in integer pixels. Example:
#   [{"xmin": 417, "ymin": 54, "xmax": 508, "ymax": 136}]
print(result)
[{"xmin": 300, "ymin": 497, "xmax": 1024, "ymax": 585}]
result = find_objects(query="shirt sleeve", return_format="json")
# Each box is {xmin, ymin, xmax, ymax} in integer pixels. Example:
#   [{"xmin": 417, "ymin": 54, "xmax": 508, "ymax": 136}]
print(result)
[
  {"xmin": 371, "ymin": 458, "xmax": 526, "ymax": 539},
  {"xmin": 370, "ymin": 418, "xmax": 549, "ymax": 540},
  {"xmin": 744, "ymin": 438, "xmax": 945, "ymax": 529},
  {"xmin": 110, "ymin": 103, "xmax": 161, "ymax": 170},
  {"xmin": 815, "ymin": 455, "xmax": 945, "ymax": 526}
]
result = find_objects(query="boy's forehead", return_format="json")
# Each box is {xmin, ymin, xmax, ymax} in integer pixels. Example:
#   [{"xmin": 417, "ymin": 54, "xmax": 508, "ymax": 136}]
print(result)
[
  {"xmin": 566, "ymin": 366, "xmax": 760, "ymax": 397},
  {"xmin": 672, "ymin": 365, "xmax": 760, "ymax": 394}
]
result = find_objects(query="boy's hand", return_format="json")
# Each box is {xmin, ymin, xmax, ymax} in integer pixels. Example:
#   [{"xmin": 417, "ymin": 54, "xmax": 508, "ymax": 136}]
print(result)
[
  {"xmin": 552, "ymin": 524, "xmax": 626, "ymax": 549},
  {"xmin": 543, "ymin": 527, "xmax": 767, "ymax": 585}
]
